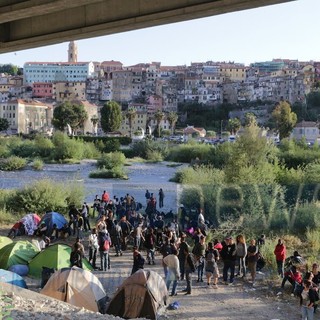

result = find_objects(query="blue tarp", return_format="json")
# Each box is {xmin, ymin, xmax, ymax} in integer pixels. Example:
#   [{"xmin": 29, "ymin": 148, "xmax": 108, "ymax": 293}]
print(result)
[{"xmin": 0, "ymin": 269, "xmax": 28, "ymax": 288}]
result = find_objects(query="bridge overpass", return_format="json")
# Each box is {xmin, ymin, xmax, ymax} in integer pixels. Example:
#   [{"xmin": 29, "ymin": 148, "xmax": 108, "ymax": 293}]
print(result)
[{"xmin": 0, "ymin": 0, "xmax": 295, "ymax": 54}]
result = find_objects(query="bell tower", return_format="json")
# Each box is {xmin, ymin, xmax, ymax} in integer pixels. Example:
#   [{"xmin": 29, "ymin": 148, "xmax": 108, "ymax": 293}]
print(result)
[{"xmin": 68, "ymin": 41, "xmax": 78, "ymax": 63}]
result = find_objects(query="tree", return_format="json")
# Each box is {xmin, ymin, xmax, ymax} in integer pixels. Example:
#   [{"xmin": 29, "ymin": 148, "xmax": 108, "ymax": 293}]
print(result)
[
  {"xmin": 154, "ymin": 110, "xmax": 164, "ymax": 138},
  {"xmin": 0, "ymin": 64, "xmax": 18, "ymax": 75},
  {"xmin": 227, "ymin": 118, "xmax": 241, "ymax": 134},
  {"xmin": 167, "ymin": 111, "xmax": 178, "ymax": 135},
  {"xmin": 244, "ymin": 112, "xmax": 257, "ymax": 127},
  {"xmin": 100, "ymin": 101, "xmax": 122, "ymax": 133},
  {"xmin": 306, "ymin": 91, "xmax": 320, "ymax": 108},
  {"xmin": 126, "ymin": 107, "xmax": 137, "ymax": 138},
  {"xmin": 272, "ymin": 101, "xmax": 297, "ymax": 140},
  {"xmin": 52, "ymin": 102, "xmax": 88, "ymax": 135},
  {"xmin": 0, "ymin": 118, "xmax": 9, "ymax": 131}
]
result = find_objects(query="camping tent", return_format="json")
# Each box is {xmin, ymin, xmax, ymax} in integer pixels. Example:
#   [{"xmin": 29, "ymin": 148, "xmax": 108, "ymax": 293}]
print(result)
[
  {"xmin": 0, "ymin": 236, "xmax": 13, "ymax": 250},
  {"xmin": 20, "ymin": 213, "xmax": 41, "ymax": 235},
  {"xmin": 0, "ymin": 269, "xmax": 28, "ymax": 288},
  {"xmin": 107, "ymin": 269, "xmax": 168, "ymax": 319},
  {"xmin": 0, "ymin": 240, "xmax": 39, "ymax": 269},
  {"xmin": 28, "ymin": 243, "xmax": 93, "ymax": 278},
  {"xmin": 41, "ymin": 267, "xmax": 107, "ymax": 313},
  {"xmin": 39, "ymin": 211, "xmax": 68, "ymax": 235}
]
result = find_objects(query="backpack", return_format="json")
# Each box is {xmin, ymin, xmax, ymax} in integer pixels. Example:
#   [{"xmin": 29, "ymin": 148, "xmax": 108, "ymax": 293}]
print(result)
[
  {"xmin": 206, "ymin": 251, "xmax": 215, "ymax": 263},
  {"xmin": 102, "ymin": 239, "xmax": 110, "ymax": 251}
]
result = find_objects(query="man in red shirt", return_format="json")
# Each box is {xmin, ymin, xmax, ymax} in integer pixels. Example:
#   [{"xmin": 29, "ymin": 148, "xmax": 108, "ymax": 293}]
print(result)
[
  {"xmin": 274, "ymin": 238, "xmax": 286, "ymax": 278},
  {"xmin": 101, "ymin": 190, "xmax": 110, "ymax": 203}
]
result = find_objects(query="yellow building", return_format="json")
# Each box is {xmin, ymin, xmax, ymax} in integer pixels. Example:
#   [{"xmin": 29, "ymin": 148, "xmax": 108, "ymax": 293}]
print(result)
[
  {"xmin": 220, "ymin": 64, "xmax": 247, "ymax": 82},
  {"xmin": 53, "ymin": 81, "xmax": 86, "ymax": 102},
  {"xmin": 0, "ymin": 99, "xmax": 52, "ymax": 134},
  {"xmin": 119, "ymin": 111, "xmax": 148, "ymax": 136}
]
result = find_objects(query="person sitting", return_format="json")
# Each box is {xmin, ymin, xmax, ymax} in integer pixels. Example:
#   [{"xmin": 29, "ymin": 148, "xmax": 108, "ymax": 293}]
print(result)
[
  {"xmin": 70, "ymin": 242, "xmax": 83, "ymax": 268},
  {"xmin": 50, "ymin": 224, "xmax": 59, "ymax": 241},
  {"xmin": 60, "ymin": 223, "xmax": 71, "ymax": 239},
  {"xmin": 8, "ymin": 221, "xmax": 25, "ymax": 239},
  {"xmin": 281, "ymin": 265, "xmax": 302, "ymax": 293},
  {"xmin": 35, "ymin": 222, "xmax": 48, "ymax": 237},
  {"xmin": 131, "ymin": 246, "xmax": 145, "ymax": 275}
]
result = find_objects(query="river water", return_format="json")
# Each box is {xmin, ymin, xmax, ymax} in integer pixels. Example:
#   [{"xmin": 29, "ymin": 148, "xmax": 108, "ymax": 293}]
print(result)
[{"xmin": 0, "ymin": 161, "xmax": 183, "ymax": 213}]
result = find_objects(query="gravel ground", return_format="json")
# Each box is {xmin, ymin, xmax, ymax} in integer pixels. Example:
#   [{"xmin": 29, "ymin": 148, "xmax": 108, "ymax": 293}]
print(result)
[{"xmin": 0, "ymin": 247, "xmax": 304, "ymax": 320}]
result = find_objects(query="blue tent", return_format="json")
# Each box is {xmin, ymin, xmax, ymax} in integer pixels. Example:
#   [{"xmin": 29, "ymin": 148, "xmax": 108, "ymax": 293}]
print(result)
[
  {"xmin": 39, "ymin": 212, "xmax": 68, "ymax": 235},
  {"xmin": 0, "ymin": 269, "xmax": 28, "ymax": 288}
]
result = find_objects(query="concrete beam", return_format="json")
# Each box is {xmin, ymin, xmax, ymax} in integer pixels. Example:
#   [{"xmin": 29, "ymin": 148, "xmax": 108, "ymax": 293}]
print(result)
[{"xmin": 0, "ymin": 0, "xmax": 295, "ymax": 53}]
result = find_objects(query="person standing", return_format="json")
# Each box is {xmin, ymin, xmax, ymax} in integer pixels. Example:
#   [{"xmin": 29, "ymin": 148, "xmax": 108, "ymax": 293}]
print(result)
[
  {"xmin": 274, "ymin": 238, "xmax": 286, "ymax": 278},
  {"xmin": 82, "ymin": 202, "xmax": 91, "ymax": 232},
  {"xmin": 144, "ymin": 227, "xmax": 156, "ymax": 265},
  {"xmin": 88, "ymin": 228, "xmax": 98, "ymax": 269},
  {"xmin": 163, "ymin": 248, "xmax": 180, "ymax": 296},
  {"xmin": 183, "ymin": 246, "xmax": 196, "ymax": 295},
  {"xmin": 247, "ymin": 239, "xmax": 258, "ymax": 286},
  {"xmin": 145, "ymin": 189, "xmax": 151, "ymax": 205},
  {"xmin": 98, "ymin": 229, "xmax": 111, "ymax": 271},
  {"xmin": 178, "ymin": 233, "xmax": 189, "ymax": 280},
  {"xmin": 220, "ymin": 236, "xmax": 237, "ymax": 285},
  {"xmin": 159, "ymin": 188, "xmax": 164, "ymax": 208},
  {"xmin": 192, "ymin": 235, "xmax": 206, "ymax": 282},
  {"xmin": 110, "ymin": 220, "xmax": 122, "ymax": 257},
  {"xmin": 101, "ymin": 190, "xmax": 110, "ymax": 204},
  {"xmin": 205, "ymin": 242, "xmax": 220, "ymax": 288},
  {"xmin": 236, "ymin": 234, "xmax": 247, "ymax": 278},
  {"xmin": 300, "ymin": 280, "xmax": 316, "ymax": 320}
]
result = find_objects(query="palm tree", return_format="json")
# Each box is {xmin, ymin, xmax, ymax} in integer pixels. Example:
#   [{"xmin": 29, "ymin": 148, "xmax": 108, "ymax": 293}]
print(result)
[
  {"xmin": 90, "ymin": 115, "xmax": 99, "ymax": 135},
  {"xmin": 154, "ymin": 109, "xmax": 164, "ymax": 138},
  {"xmin": 126, "ymin": 107, "xmax": 137, "ymax": 138},
  {"xmin": 167, "ymin": 111, "xmax": 178, "ymax": 135}
]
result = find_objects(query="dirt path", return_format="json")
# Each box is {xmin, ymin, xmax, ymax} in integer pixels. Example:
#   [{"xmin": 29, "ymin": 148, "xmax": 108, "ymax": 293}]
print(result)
[{"xmin": 0, "ymin": 228, "xmax": 304, "ymax": 320}]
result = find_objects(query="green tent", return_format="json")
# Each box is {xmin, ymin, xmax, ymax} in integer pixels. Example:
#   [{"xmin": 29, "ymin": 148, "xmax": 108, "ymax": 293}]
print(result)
[
  {"xmin": 0, "ymin": 236, "xmax": 13, "ymax": 250},
  {"xmin": 28, "ymin": 243, "xmax": 93, "ymax": 278},
  {"xmin": 0, "ymin": 240, "xmax": 40, "ymax": 269}
]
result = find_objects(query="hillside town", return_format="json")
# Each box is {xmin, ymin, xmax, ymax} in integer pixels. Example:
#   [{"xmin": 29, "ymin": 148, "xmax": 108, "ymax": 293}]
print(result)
[{"xmin": 0, "ymin": 41, "xmax": 319, "ymax": 140}]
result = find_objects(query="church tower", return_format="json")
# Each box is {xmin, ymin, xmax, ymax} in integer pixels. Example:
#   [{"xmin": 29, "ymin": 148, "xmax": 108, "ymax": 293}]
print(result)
[{"xmin": 68, "ymin": 41, "xmax": 78, "ymax": 63}]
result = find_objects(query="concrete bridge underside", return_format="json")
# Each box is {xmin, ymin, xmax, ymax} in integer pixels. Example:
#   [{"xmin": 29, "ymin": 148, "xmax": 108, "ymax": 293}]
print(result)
[{"xmin": 0, "ymin": 0, "xmax": 295, "ymax": 54}]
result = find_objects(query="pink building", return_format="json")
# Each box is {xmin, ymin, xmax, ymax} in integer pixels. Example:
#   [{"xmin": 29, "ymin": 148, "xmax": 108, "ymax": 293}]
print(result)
[
  {"xmin": 33, "ymin": 82, "xmax": 53, "ymax": 99},
  {"xmin": 147, "ymin": 94, "xmax": 163, "ymax": 114}
]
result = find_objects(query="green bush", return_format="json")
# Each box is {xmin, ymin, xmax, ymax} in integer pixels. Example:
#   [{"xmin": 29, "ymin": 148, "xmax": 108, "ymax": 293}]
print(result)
[
  {"xmin": 34, "ymin": 134, "xmax": 54, "ymax": 158},
  {"xmin": 52, "ymin": 132, "xmax": 84, "ymax": 160},
  {"xmin": 6, "ymin": 178, "xmax": 84, "ymax": 214},
  {"xmin": 130, "ymin": 139, "xmax": 169, "ymax": 159},
  {"xmin": 103, "ymin": 139, "xmax": 121, "ymax": 153},
  {"xmin": 89, "ymin": 167, "xmax": 128, "ymax": 179},
  {"xmin": 11, "ymin": 139, "xmax": 37, "ymax": 158},
  {"xmin": 167, "ymin": 143, "xmax": 212, "ymax": 163},
  {"xmin": 32, "ymin": 158, "xmax": 44, "ymax": 170},
  {"xmin": 171, "ymin": 165, "xmax": 224, "ymax": 185},
  {"xmin": 0, "ymin": 156, "xmax": 27, "ymax": 171},
  {"xmin": 292, "ymin": 202, "xmax": 320, "ymax": 233},
  {"xmin": 146, "ymin": 150, "xmax": 163, "ymax": 162},
  {"xmin": 97, "ymin": 151, "xmax": 126, "ymax": 170},
  {"xmin": 82, "ymin": 141, "xmax": 101, "ymax": 159}
]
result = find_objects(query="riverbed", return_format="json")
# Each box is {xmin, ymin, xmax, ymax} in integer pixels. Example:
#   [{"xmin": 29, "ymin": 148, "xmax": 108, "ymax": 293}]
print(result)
[{"xmin": 0, "ymin": 161, "xmax": 183, "ymax": 213}]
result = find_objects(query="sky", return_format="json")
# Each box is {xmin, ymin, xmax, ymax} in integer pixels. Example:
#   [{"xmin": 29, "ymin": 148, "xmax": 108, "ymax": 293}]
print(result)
[{"xmin": 0, "ymin": 0, "xmax": 318, "ymax": 68}]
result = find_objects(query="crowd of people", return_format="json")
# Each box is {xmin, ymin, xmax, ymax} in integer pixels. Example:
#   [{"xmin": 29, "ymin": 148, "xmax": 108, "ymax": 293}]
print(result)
[{"xmin": 10, "ymin": 188, "xmax": 318, "ymax": 320}]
